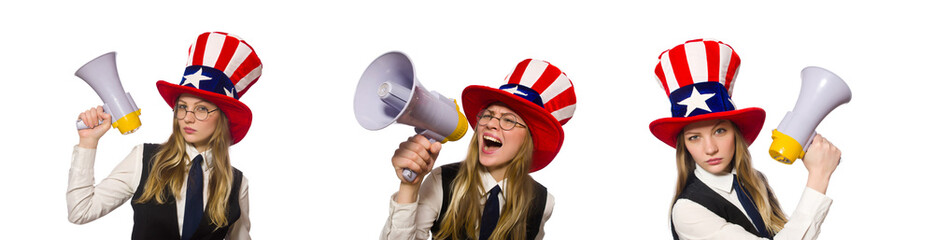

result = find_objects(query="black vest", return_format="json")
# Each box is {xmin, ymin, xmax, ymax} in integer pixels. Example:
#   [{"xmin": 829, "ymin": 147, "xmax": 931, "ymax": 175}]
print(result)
[
  {"xmin": 131, "ymin": 143, "xmax": 242, "ymax": 240},
  {"xmin": 429, "ymin": 163, "xmax": 547, "ymax": 240},
  {"xmin": 670, "ymin": 173, "xmax": 773, "ymax": 240}
]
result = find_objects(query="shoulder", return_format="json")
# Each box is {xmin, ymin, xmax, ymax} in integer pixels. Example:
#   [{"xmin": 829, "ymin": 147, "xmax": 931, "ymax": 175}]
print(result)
[
  {"xmin": 672, "ymin": 198, "xmax": 702, "ymax": 216},
  {"xmin": 137, "ymin": 143, "xmax": 162, "ymax": 163},
  {"xmin": 671, "ymin": 198, "xmax": 733, "ymax": 239},
  {"xmin": 545, "ymin": 192, "xmax": 555, "ymax": 211},
  {"xmin": 671, "ymin": 198, "xmax": 718, "ymax": 225},
  {"xmin": 438, "ymin": 162, "xmax": 461, "ymax": 174},
  {"xmin": 231, "ymin": 166, "xmax": 247, "ymax": 184},
  {"xmin": 140, "ymin": 143, "xmax": 161, "ymax": 152},
  {"xmin": 425, "ymin": 162, "xmax": 461, "ymax": 185},
  {"xmin": 237, "ymin": 170, "xmax": 249, "ymax": 194},
  {"xmin": 426, "ymin": 164, "xmax": 446, "ymax": 180},
  {"xmin": 128, "ymin": 143, "xmax": 148, "ymax": 156}
]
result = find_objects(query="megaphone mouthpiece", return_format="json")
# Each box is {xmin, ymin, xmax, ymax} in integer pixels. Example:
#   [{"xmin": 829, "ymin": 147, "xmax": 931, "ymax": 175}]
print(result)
[{"xmin": 378, "ymin": 81, "xmax": 410, "ymax": 111}]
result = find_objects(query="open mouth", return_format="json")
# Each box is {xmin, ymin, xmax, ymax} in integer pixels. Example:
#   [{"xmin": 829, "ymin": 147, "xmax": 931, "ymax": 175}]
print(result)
[{"xmin": 482, "ymin": 135, "xmax": 502, "ymax": 153}]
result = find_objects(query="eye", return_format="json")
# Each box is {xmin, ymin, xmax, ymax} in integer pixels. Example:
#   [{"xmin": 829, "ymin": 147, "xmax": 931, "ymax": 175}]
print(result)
[
  {"xmin": 480, "ymin": 114, "xmax": 494, "ymax": 119},
  {"xmin": 195, "ymin": 106, "xmax": 210, "ymax": 112},
  {"xmin": 715, "ymin": 128, "xmax": 728, "ymax": 135},
  {"xmin": 176, "ymin": 104, "xmax": 188, "ymax": 110},
  {"xmin": 687, "ymin": 135, "xmax": 699, "ymax": 141}
]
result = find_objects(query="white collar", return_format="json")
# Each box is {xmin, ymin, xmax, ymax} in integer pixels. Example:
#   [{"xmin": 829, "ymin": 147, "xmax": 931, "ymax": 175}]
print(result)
[
  {"xmin": 479, "ymin": 168, "xmax": 507, "ymax": 198},
  {"xmin": 693, "ymin": 163, "xmax": 735, "ymax": 193},
  {"xmin": 184, "ymin": 143, "xmax": 213, "ymax": 170}
]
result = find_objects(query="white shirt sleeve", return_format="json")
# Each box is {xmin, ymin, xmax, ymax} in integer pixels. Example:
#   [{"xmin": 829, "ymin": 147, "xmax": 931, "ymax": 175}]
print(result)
[
  {"xmin": 672, "ymin": 187, "xmax": 833, "ymax": 240},
  {"xmin": 66, "ymin": 144, "xmax": 143, "ymax": 224},
  {"xmin": 227, "ymin": 175, "xmax": 251, "ymax": 240},
  {"xmin": 535, "ymin": 193, "xmax": 555, "ymax": 240},
  {"xmin": 380, "ymin": 167, "xmax": 444, "ymax": 240}
]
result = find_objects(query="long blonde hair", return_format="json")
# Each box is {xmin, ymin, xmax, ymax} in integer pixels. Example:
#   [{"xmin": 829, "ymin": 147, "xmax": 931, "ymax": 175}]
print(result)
[
  {"xmin": 671, "ymin": 121, "xmax": 788, "ymax": 234},
  {"xmin": 434, "ymin": 129, "xmax": 537, "ymax": 240},
  {"xmin": 136, "ymin": 108, "xmax": 235, "ymax": 229}
]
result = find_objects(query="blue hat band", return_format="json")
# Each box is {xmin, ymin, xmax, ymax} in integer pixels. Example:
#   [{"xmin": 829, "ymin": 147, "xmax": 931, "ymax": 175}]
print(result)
[
  {"xmin": 499, "ymin": 84, "xmax": 544, "ymax": 108},
  {"xmin": 179, "ymin": 65, "xmax": 239, "ymax": 99},
  {"xmin": 669, "ymin": 81, "xmax": 734, "ymax": 118}
]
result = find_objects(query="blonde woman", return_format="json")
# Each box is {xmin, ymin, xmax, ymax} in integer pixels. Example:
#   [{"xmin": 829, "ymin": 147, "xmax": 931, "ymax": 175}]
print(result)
[
  {"xmin": 67, "ymin": 32, "xmax": 261, "ymax": 240},
  {"xmin": 381, "ymin": 59, "xmax": 577, "ymax": 240},
  {"xmin": 649, "ymin": 39, "xmax": 841, "ymax": 239}
]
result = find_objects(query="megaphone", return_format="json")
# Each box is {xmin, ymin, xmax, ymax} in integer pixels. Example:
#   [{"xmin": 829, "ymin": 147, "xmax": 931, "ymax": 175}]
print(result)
[
  {"xmin": 75, "ymin": 52, "xmax": 142, "ymax": 135},
  {"xmin": 354, "ymin": 51, "xmax": 469, "ymax": 182},
  {"xmin": 769, "ymin": 66, "xmax": 851, "ymax": 164}
]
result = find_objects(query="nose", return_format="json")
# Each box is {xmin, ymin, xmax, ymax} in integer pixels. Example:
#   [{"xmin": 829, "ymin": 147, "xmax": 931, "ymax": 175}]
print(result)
[
  {"xmin": 703, "ymin": 137, "xmax": 718, "ymax": 155},
  {"xmin": 182, "ymin": 111, "xmax": 196, "ymax": 123},
  {"xmin": 483, "ymin": 117, "xmax": 500, "ymax": 130}
]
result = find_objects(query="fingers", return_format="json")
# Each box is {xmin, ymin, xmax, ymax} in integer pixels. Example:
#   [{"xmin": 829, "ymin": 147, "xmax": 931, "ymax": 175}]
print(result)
[
  {"xmin": 391, "ymin": 135, "xmax": 441, "ymax": 182},
  {"xmin": 97, "ymin": 105, "xmax": 112, "ymax": 123},
  {"xmin": 409, "ymin": 134, "xmax": 433, "ymax": 151},
  {"xmin": 80, "ymin": 106, "xmax": 98, "ymax": 128},
  {"xmin": 78, "ymin": 105, "xmax": 111, "ymax": 128},
  {"xmin": 802, "ymin": 133, "xmax": 842, "ymax": 177},
  {"xmin": 428, "ymin": 141, "xmax": 442, "ymax": 164},
  {"xmin": 810, "ymin": 134, "xmax": 841, "ymax": 158},
  {"xmin": 399, "ymin": 139, "xmax": 433, "ymax": 164},
  {"xmin": 393, "ymin": 145, "xmax": 430, "ymax": 174}
]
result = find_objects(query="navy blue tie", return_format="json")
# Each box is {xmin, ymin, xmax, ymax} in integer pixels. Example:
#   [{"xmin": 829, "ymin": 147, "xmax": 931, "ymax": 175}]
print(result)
[
  {"xmin": 479, "ymin": 185, "xmax": 501, "ymax": 240},
  {"xmin": 181, "ymin": 155, "xmax": 204, "ymax": 240},
  {"xmin": 733, "ymin": 174, "xmax": 768, "ymax": 237}
]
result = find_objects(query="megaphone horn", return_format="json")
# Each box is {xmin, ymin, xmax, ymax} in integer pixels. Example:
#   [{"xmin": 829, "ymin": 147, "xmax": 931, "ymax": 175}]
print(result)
[
  {"xmin": 354, "ymin": 52, "xmax": 469, "ymax": 182},
  {"xmin": 769, "ymin": 66, "xmax": 851, "ymax": 164},
  {"xmin": 75, "ymin": 52, "xmax": 142, "ymax": 135}
]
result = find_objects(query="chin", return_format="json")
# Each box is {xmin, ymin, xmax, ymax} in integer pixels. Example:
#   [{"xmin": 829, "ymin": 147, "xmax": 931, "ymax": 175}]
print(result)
[
  {"xmin": 183, "ymin": 136, "xmax": 207, "ymax": 146},
  {"xmin": 479, "ymin": 157, "xmax": 507, "ymax": 169}
]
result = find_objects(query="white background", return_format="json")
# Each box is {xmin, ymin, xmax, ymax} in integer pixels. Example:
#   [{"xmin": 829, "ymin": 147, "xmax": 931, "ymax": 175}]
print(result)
[{"xmin": 0, "ymin": 1, "xmax": 930, "ymax": 238}]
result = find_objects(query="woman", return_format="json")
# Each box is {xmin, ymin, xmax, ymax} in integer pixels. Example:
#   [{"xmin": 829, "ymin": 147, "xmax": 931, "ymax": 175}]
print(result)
[
  {"xmin": 650, "ymin": 39, "xmax": 841, "ymax": 240},
  {"xmin": 380, "ymin": 59, "xmax": 577, "ymax": 240},
  {"xmin": 67, "ymin": 32, "xmax": 261, "ymax": 240}
]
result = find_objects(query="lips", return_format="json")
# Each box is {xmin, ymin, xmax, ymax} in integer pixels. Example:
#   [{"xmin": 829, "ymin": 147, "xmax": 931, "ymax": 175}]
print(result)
[
  {"xmin": 481, "ymin": 133, "xmax": 502, "ymax": 154},
  {"xmin": 184, "ymin": 127, "xmax": 196, "ymax": 134},
  {"xmin": 706, "ymin": 158, "xmax": 722, "ymax": 165}
]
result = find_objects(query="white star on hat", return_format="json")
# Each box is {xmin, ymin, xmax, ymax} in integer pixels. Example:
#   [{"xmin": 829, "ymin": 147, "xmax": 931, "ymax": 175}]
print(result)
[
  {"xmin": 224, "ymin": 87, "xmax": 235, "ymax": 98},
  {"xmin": 677, "ymin": 86, "xmax": 715, "ymax": 117},
  {"xmin": 503, "ymin": 86, "xmax": 528, "ymax": 96},
  {"xmin": 181, "ymin": 68, "xmax": 212, "ymax": 89}
]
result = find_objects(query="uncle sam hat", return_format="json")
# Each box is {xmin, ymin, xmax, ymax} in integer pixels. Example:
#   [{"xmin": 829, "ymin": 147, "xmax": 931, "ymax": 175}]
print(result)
[
  {"xmin": 156, "ymin": 32, "xmax": 262, "ymax": 145},
  {"xmin": 649, "ymin": 39, "xmax": 765, "ymax": 148},
  {"xmin": 462, "ymin": 59, "xmax": 577, "ymax": 172}
]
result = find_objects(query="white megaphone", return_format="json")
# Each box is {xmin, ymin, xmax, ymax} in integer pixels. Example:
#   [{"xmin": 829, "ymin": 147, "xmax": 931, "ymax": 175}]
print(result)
[
  {"xmin": 354, "ymin": 51, "xmax": 469, "ymax": 182},
  {"xmin": 769, "ymin": 66, "xmax": 851, "ymax": 164},
  {"xmin": 75, "ymin": 52, "xmax": 142, "ymax": 135}
]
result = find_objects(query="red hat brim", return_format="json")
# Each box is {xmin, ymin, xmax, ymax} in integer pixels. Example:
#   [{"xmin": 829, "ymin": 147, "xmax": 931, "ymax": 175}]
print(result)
[
  {"xmin": 462, "ymin": 85, "xmax": 564, "ymax": 173},
  {"xmin": 156, "ymin": 80, "xmax": 252, "ymax": 145},
  {"xmin": 649, "ymin": 107, "xmax": 765, "ymax": 148}
]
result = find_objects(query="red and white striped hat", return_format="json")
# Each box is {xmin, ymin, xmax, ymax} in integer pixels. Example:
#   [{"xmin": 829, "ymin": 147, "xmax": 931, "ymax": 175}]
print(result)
[
  {"xmin": 462, "ymin": 59, "xmax": 577, "ymax": 172},
  {"xmin": 649, "ymin": 39, "xmax": 765, "ymax": 148},
  {"xmin": 156, "ymin": 32, "xmax": 262, "ymax": 145}
]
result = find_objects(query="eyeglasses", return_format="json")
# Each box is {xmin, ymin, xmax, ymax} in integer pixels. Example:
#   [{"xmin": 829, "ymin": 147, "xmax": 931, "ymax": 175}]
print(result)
[
  {"xmin": 175, "ymin": 104, "xmax": 219, "ymax": 121},
  {"xmin": 477, "ymin": 112, "xmax": 527, "ymax": 131}
]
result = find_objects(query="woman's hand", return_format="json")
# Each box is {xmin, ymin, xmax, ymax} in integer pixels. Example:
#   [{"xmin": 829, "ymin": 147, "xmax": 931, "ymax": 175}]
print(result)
[
  {"xmin": 392, "ymin": 134, "xmax": 442, "ymax": 204},
  {"xmin": 801, "ymin": 133, "xmax": 841, "ymax": 194},
  {"xmin": 77, "ymin": 106, "xmax": 112, "ymax": 149}
]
